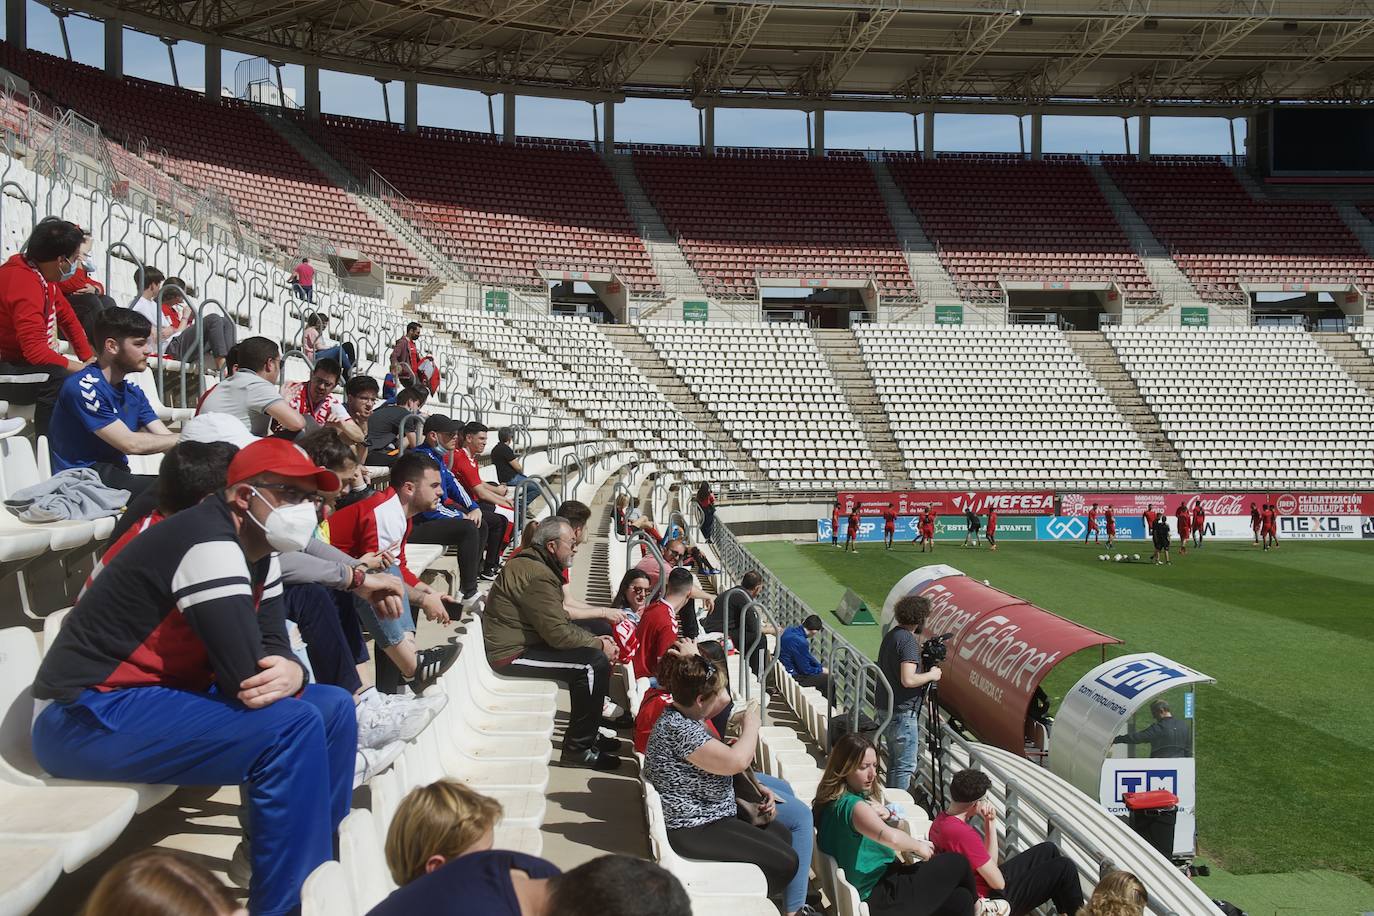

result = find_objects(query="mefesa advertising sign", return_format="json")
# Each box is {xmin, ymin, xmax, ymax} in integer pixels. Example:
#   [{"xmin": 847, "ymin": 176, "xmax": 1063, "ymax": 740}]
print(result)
[
  {"xmin": 838, "ymin": 490, "xmax": 1056, "ymax": 516},
  {"xmin": 884, "ymin": 570, "xmax": 1122, "ymax": 755}
]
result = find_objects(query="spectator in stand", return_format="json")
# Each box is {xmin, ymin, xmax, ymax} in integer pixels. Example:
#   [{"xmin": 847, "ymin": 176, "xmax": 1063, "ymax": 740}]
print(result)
[
  {"xmin": 1076, "ymin": 870, "xmax": 1147, "ymax": 916},
  {"xmin": 929, "ymin": 769, "xmax": 1085, "ymax": 916},
  {"xmin": 642, "ymin": 651, "xmax": 799, "ymax": 902},
  {"xmin": 556, "ymin": 499, "xmax": 630, "ymax": 637},
  {"xmin": 452, "ymin": 421, "xmax": 513, "ymax": 576},
  {"xmin": 81, "ymin": 848, "xmax": 245, "ymax": 916},
  {"xmin": 48, "ymin": 308, "xmax": 178, "ymax": 496},
  {"xmin": 326, "ymin": 451, "xmax": 460, "ymax": 695},
  {"xmin": 344, "ymin": 374, "xmax": 381, "ymax": 464},
  {"xmin": 410, "ymin": 414, "xmax": 488, "ymax": 608},
  {"xmin": 779, "ymin": 614, "xmax": 831, "ymax": 696},
  {"xmin": 703, "ymin": 570, "xmax": 774, "ymax": 676},
  {"xmin": 482, "ymin": 516, "xmax": 623, "ymax": 771},
  {"xmin": 493, "ymin": 425, "xmax": 542, "ymax": 507},
  {"xmin": 290, "ymin": 257, "xmax": 315, "ymax": 303},
  {"xmin": 0, "ymin": 217, "xmax": 95, "ymax": 436},
  {"xmin": 814, "ymin": 734, "xmax": 977, "ymax": 916},
  {"xmin": 695, "ymin": 481, "xmax": 716, "ymax": 539},
  {"xmin": 130, "ymin": 272, "xmax": 236, "ymax": 371},
  {"xmin": 58, "ymin": 229, "xmax": 117, "ymax": 347},
  {"xmin": 364, "ymin": 385, "xmax": 426, "ymax": 466},
  {"xmin": 390, "ymin": 321, "xmax": 422, "ymax": 390},
  {"xmin": 605, "ymin": 568, "xmax": 650, "ymax": 674},
  {"xmin": 304, "ymin": 311, "xmax": 353, "ymax": 377},
  {"xmin": 274, "ymin": 357, "xmax": 363, "ymax": 444},
  {"xmin": 879, "ymin": 595, "xmax": 943, "ymax": 793},
  {"xmin": 33, "ymin": 438, "xmax": 355, "ymax": 916},
  {"xmin": 199, "ymin": 336, "xmax": 306, "ymax": 437},
  {"xmin": 372, "ymin": 777, "xmax": 689, "ymax": 916},
  {"xmin": 635, "ymin": 566, "xmax": 702, "ymax": 682}
]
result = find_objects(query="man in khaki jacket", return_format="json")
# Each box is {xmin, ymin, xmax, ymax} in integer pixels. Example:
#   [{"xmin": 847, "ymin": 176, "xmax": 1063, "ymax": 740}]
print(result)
[{"xmin": 483, "ymin": 515, "xmax": 623, "ymax": 770}]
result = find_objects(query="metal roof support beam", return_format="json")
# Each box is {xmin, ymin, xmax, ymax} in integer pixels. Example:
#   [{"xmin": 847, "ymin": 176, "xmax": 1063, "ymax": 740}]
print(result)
[
  {"xmin": 1262, "ymin": 18, "xmax": 1374, "ymax": 97},
  {"xmin": 703, "ymin": 103, "xmax": 715, "ymax": 156},
  {"xmin": 585, "ymin": 0, "xmax": 705, "ymax": 91},
  {"xmin": 900, "ymin": 9, "xmax": 1020, "ymax": 101},
  {"xmin": 1139, "ymin": 112, "xmax": 1150, "ymax": 161},
  {"xmin": 602, "ymin": 98, "xmax": 614, "ymax": 153},
  {"xmin": 6, "ymin": 0, "xmax": 24, "ymax": 53},
  {"xmin": 1030, "ymin": 111, "xmax": 1042, "ymax": 161},
  {"xmin": 205, "ymin": 42, "xmax": 221, "ymax": 103},
  {"xmin": 105, "ymin": 16, "xmax": 123, "ymax": 78},
  {"xmin": 812, "ymin": 108, "xmax": 825, "ymax": 158},
  {"xmin": 405, "ymin": 79, "xmax": 418, "ymax": 133},
  {"xmin": 1019, "ymin": 12, "xmax": 1148, "ymax": 103},
  {"xmin": 694, "ymin": 3, "xmax": 770, "ymax": 96},
  {"xmin": 793, "ymin": 6, "xmax": 899, "ymax": 99},
  {"xmin": 503, "ymin": 0, "xmax": 634, "ymax": 82},
  {"xmin": 503, "ymin": 90, "xmax": 517, "ymax": 144},
  {"xmin": 1109, "ymin": 14, "xmax": 1271, "ymax": 104},
  {"xmin": 922, "ymin": 109, "xmax": 935, "ymax": 159},
  {"xmin": 305, "ymin": 62, "xmax": 320, "ymax": 120}
]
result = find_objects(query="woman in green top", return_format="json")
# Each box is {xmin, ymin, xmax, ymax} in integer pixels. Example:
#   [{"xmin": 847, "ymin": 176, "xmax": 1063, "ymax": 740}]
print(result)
[{"xmin": 814, "ymin": 734, "xmax": 977, "ymax": 916}]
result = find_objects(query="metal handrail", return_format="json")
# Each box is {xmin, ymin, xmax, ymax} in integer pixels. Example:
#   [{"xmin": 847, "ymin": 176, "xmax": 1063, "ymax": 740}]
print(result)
[{"xmin": 625, "ymin": 531, "xmax": 666, "ymax": 604}]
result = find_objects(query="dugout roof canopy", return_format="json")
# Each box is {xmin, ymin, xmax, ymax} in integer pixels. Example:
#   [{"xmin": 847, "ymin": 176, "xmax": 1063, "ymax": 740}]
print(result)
[{"xmin": 56, "ymin": 1, "xmax": 1374, "ymax": 112}]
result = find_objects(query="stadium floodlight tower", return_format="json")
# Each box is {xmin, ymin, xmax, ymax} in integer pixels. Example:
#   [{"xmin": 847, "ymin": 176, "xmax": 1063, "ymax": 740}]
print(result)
[{"xmin": 1051, "ymin": 654, "xmax": 1215, "ymax": 865}]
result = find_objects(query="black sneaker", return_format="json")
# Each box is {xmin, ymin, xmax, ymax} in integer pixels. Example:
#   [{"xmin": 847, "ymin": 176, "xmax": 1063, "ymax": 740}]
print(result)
[
  {"xmin": 409, "ymin": 644, "xmax": 459, "ymax": 691},
  {"xmin": 560, "ymin": 746, "xmax": 622, "ymax": 771},
  {"xmin": 478, "ymin": 567, "xmax": 499, "ymax": 582},
  {"xmin": 596, "ymin": 734, "xmax": 622, "ymax": 754},
  {"xmin": 601, "ymin": 710, "xmax": 634, "ymax": 731}
]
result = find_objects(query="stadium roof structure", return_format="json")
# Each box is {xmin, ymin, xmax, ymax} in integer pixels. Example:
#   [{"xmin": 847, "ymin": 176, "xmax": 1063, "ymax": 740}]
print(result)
[{"xmin": 57, "ymin": 1, "xmax": 1374, "ymax": 112}]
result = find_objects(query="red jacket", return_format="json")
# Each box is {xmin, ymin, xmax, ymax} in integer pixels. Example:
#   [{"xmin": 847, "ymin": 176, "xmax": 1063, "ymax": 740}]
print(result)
[
  {"xmin": 58, "ymin": 265, "xmax": 104, "ymax": 296},
  {"xmin": 325, "ymin": 488, "xmax": 420, "ymax": 587},
  {"xmin": 0, "ymin": 253, "xmax": 94, "ymax": 366}
]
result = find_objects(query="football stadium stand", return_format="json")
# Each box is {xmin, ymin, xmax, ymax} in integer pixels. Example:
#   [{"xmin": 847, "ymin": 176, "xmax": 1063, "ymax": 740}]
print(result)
[
  {"xmin": 631, "ymin": 149, "xmax": 917, "ymax": 303},
  {"xmin": 884, "ymin": 154, "xmax": 1159, "ymax": 305}
]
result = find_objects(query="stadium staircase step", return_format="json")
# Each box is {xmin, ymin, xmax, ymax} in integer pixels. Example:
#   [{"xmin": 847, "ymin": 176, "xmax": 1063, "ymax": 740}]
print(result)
[
  {"xmin": 1066, "ymin": 331, "xmax": 1196, "ymax": 490},
  {"xmin": 605, "ymin": 154, "xmax": 711, "ymax": 308},
  {"xmin": 255, "ymin": 110, "xmax": 467, "ymax": 296},
  {"xmin": 810, "ymin": 329, "xmax": 911, "ymax": 488},
  {"xmin": 599, "ymin": 326, "xmax": 766, "ymax": 479},
  {"xmin": 868, "ymin": 159, "xmax": 961, "ymax": 306},
  {"xmin": 1087, "ymin": 163, "xmax": 1208, "ymax": 316},
  {"xmin": 1312, "ymin": 332, "xmax": 1374, "ymax": 398}
]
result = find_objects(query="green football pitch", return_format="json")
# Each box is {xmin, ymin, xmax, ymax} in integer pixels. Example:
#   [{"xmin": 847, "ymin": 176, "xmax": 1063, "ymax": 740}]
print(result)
[{"xmin": 746, "ymin": 537, "xmax": 1374, "ymax": 916}]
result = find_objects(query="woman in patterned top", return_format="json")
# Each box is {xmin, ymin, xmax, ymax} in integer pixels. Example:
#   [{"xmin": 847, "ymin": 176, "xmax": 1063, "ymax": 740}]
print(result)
[{"xmin": 642, "ymin": 653, "xmax": 799, "ymax": 903}]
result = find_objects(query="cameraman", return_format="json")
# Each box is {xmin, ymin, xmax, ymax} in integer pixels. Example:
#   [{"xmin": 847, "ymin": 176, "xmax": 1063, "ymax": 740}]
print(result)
[{"xmin": 878, "ymin": 595, "xmax": 943, "ymax": 793}]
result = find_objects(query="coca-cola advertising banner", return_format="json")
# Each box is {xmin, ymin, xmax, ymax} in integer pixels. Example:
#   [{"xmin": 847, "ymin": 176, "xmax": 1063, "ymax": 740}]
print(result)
[
  {"xmin": 839, "ymin": 490, "xmax": 1056, "ymax": 517},
  {"xmin": 915, "ymin": 574, "xmax": 1121, "ymax": 755},
  {"xmin": 1062, "ymin": 492, "xmax": 1374, "ymax": 518}
]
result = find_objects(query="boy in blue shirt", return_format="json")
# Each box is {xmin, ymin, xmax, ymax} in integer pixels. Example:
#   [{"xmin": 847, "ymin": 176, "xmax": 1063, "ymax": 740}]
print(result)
[
  {"xmin": 411, "ymin": 413, "xmax": 488, "ymax": 605},
  {"xmin": 779, "ymin": 613, "xmax": 831, "ymax": 696},
  {"xmin": 48, "ymin": 308, "xmax": 178, "ymax": 496}
]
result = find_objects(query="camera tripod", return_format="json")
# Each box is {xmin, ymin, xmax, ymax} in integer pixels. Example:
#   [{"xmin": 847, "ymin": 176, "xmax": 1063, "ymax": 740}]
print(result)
[{"xmin": 923, "ymin": 682, "xmax": 949, "ymax": 813}]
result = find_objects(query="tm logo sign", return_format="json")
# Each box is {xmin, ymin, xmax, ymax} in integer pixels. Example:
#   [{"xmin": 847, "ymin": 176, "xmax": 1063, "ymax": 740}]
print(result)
[
  {"xmin": 1094, "ymin": 659, "xmax": 1186, "ymax": 699},
  {"xmin": 1114, "ymin": 769, "xmax": 1179, "ymax": 802}
]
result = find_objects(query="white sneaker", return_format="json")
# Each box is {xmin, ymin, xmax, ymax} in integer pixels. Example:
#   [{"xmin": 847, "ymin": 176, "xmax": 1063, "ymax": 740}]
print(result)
[
  {"xmin": 602, "ymin": 698, "xmax": 626, "ymax": 720},
  {"xmin": 0, "ymin": 416, "xmax": 25, "ymax": 437},
  {"xmin": 354, "ymin": 741, "xmax": 405, "ymax": 789},
  {"xmin": 356, "ymin": 692, "xmax": 432, "ymax": 750}
]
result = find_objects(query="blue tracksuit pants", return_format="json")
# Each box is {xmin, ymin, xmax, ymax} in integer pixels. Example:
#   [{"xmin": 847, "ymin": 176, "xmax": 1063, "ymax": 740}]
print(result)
[{"xmin": 33, "ymin": 683, "xmax": 355, "ymax": 916}]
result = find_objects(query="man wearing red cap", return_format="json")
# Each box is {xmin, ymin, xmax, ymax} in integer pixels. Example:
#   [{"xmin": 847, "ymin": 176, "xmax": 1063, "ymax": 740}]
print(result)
[{"xmin": 32, "ymin": 438, "xmax": 356, "ymax": 916}]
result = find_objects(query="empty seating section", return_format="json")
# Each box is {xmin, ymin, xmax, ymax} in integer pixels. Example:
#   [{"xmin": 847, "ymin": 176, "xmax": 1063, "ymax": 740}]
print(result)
[
  {"xmin": 885, "ymin": 154, "xmax": 1157, "ymax": 303},
  {"xmin": 640, "ymin": 322, "xmax": 881, "ymax": 487},
  {"xmin": 855, "ymin": 325, "xmax": 1165, "ymax": 489},
  {"xmin": 311, "ymin": 116, "xmax": 660, "ymax": 294},
  {"xmin": 429, "ymin": 311, "xmax": 742, "ymax": 482},
  {"xmin": 632, "ymin": 151, "xmax": 916, "ymax": 301},
  {"xmin": 1103, "ymin": 157, "xmax": 1374, "ymax": 301},
  {"xmin": 0, "ymin": 48, "xmax": 422, "ymax": 278},
  {"xmin": 1354, "ymin": 328, "xmax": 1374, "ymax": 362},
  {"xmin": 1106, "ymin": 328, "xmax": 1374, "ymax": 488}
]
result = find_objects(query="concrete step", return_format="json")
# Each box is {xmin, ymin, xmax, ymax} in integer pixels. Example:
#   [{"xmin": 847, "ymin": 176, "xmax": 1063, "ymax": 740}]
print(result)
[{"xmin": 811, "ymin": 329, "xmax": 909, "ymax": 486}]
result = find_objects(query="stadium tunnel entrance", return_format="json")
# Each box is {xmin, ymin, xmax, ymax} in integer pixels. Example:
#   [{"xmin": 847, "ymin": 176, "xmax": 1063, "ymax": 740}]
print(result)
[
  {"xmin": 758, "ymin": 275, "xmax": 879, "ymax": 328},
  {"xmin": 539, "ymin": 265, "xmax": 630, "ymax": 323},
  {"xmin": 1002, "ymin": 279, "xmax": 1125, "ymax": 330},
  {"xmin": 1244, "ymin": 282, "xmax": 1366, "ymax": 330}
]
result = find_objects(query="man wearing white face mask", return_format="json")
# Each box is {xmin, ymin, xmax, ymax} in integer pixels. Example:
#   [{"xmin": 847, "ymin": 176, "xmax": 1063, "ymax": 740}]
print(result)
[
  {"xmin": 0, "ymin": 217, "xmax": 96, "ymax": 436},
  {"xmin": 32, "ymin": 437, "xmax": 357, "ymax": 916}
]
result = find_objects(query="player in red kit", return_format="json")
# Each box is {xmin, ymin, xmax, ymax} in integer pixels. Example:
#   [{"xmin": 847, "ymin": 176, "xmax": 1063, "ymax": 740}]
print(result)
[
  {"xmin": 1250, "ymin": 503, "xmax": 1262, "ymax": 545},
  {"xmin": 1191, "ymin": 500, "xmax": 1205, "ymax": 548},
  {"xmin": 1104, "ymin": 506, "xmax": 1116, "ymax": 548},
  {"xmin": 846, "ymin": 505, "xmax": 861, "ymax": 553},
  {"xmin": 1175, "ymin": 502, "xmax": 1191, "ymax": 556},
  {"xmin": 1143, "ymin": 505, "xmax": 1157, "ymax": 536},
  {"xmin": 920, "ymin": 509, "xmax": 936, "ymax": 553},
  {"xmin": 986, "ymin": 508, "xmax": 998, "ymax": 551},
  {"xmin": 882, "ymin": 503, "xmax": 897, "ymax": 550},
  {"xmin": 831, "ymin": 498, "xmax": 841, "ymax": 547},
  {"xmin": 1084, "ymin": 503, "xmax": 1100, "ymax": 545},
  {"xmin": 1262, "ymin": 504, "xmax": 1278, "ymax": 551}
]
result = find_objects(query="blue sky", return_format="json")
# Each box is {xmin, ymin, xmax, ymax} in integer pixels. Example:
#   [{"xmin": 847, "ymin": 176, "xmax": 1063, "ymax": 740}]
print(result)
[{"xmin": 11, "ymin": 2, "xmax": 1244, "ymax": 154}]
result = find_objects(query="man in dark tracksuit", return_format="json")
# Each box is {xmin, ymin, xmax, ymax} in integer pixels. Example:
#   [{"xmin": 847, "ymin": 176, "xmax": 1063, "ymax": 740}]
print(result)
[
  {"xmin": 1112, "ymin": 699, "xmax": 1193, "ymax": 758},
  {"xmin": 32, "ymin": 439, "xmax": 356, "ymax": 916}
]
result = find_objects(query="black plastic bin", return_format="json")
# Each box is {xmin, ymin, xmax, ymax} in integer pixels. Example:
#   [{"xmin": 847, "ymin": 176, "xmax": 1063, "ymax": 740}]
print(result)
[{"xmin": 1123, "ymin": 789, "xmax": 1178, "ymax": 859}]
